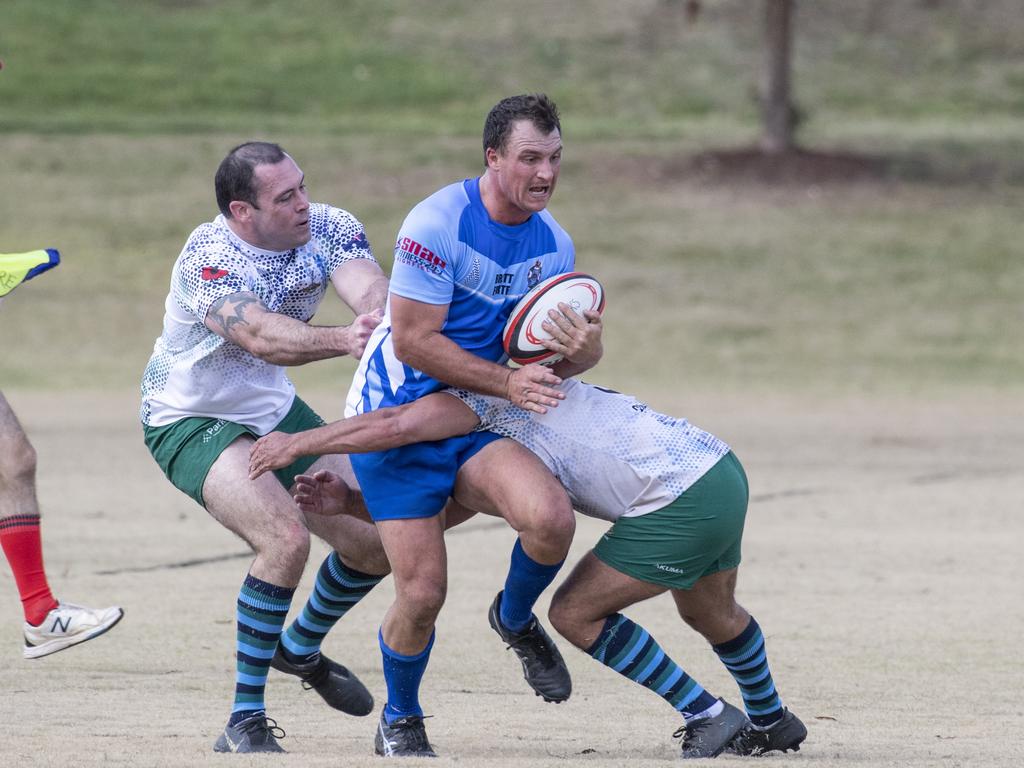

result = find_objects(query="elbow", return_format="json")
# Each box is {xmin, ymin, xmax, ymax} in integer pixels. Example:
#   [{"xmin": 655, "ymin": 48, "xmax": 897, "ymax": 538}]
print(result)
[
  {"xmin": 367, "ymin": 406, "xmax": 420, "ymax": 449},
  {"xmin": 380, "ymin": 408, "xmax": 414, "ymax": 448},
  {"xmin": 239, "ymin": 334, "xmax": 286, "ymax": 365},
  {"xmin": 390, "ymin": 333, "xmax": 421, "ymax": 368}
]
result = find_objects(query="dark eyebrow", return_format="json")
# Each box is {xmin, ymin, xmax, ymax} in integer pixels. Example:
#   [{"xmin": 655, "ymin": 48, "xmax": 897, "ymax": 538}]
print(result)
[
  {"xmin": 521, "ymin": 146, "xmax": 562, "ymax": 159},
  {"xmin": 273, "ymin": 174, "xmax": 305, "ymax": 203}
]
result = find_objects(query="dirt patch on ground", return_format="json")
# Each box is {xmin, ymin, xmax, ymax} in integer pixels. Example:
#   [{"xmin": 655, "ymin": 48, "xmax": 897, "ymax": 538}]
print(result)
[
  {"xmin": 677, "ymin": 147, "xmax": 893, "ymax": 185},
  {"xmin": 594, "ymin": 143, "xmax": 1024, "ymax": 190}
]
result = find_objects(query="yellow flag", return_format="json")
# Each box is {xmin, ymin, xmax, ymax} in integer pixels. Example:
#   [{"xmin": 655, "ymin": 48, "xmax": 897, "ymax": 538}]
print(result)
[{"xmin": 0, "ymin": 249, "xmax": 61, "ymax": 297}]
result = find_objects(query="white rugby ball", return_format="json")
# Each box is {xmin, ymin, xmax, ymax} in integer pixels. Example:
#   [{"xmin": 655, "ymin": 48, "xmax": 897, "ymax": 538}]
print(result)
[{"xmin": 502, "ymin": 272, "xmax": 605, "ymax": 366}]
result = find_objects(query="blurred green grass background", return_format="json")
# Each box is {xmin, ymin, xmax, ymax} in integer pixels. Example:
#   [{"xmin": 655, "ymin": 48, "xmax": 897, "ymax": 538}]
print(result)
[{"xmin": 1, "ymin": 0, "xmax": 1021, "ymax": 398}]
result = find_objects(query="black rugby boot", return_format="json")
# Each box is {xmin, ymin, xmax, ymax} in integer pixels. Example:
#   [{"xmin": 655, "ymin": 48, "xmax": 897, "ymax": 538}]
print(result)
[
  {"xmin": 271, "ymin": 646, "xmax": 374, "ymax": 715},
  {"xmin": 488, "ymin": 591, "xmax": 571, "ymax": 703}
]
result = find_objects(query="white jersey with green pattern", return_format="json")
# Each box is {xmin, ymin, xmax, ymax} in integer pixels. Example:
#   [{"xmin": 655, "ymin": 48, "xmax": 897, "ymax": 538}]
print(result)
[
  {"xmin": 446, "ymin": 379, "xmax": 731, "ymax": 522},
  {"xmin": 140, "ymin": 203, "xmax": 375, "ymax": 433}
]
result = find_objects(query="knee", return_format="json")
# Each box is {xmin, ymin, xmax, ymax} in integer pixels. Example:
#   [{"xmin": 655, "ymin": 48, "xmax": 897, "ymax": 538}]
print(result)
[
  {"xmin": 547, "ymin": 592, "xmax": 573, "ymax": 639},
  {"xmin": 678, "ymin": 599, "xmax": 747, "ymax": 642},
  {"xmin": 263, "ymin": 520, "xmax": 311, "ymax": 574},
  {"xmin": 529, "ymin": 494, "xmax": 575, "ymax": 543},
  {"xmin": 0, "ymin": 433, "xmax": 36, "ymax": 487},
  {"xmin": 547, "ymin": 586, "xmax": 586, "ymax": 648},
  {"xmin": 396, "ymin": 577, "xmax": 446, "ymax": 629}
]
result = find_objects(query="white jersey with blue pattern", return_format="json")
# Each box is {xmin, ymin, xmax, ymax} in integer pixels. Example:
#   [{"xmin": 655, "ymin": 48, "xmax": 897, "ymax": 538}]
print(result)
[
  {"xmin": 345, "ymin": 177, "xmax": 574, "ymax": 416},
  {"xmin": 141, "ymin": 203, "xmax": 375, "ymax": 433},
  {"xmin": 446, "ymin": 379, "xmax": 732, "ymax": 521}
]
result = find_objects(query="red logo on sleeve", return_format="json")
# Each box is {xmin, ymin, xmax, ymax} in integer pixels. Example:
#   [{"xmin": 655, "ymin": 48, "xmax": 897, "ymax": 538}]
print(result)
[{"xmin": 201, "ymin": 267, "xmax": 230, "ymax": 281}]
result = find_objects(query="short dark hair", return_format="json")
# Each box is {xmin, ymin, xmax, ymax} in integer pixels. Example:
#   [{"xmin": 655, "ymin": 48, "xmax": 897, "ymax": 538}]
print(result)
[
  {"xmin": 214, "ymin": 141, "xmax": 288, "ymax": 217},
  {"xmin": 482, "ymin": 93, "xmax": 561, "ymax": 162}
]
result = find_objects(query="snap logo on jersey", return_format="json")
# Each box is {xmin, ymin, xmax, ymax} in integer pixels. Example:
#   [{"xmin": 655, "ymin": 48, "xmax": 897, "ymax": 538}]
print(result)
[
  {"xmin": 395, "ymin": 237, "xmax": 446, "ymax": 275},
  {"xmin": 201, "ymin": 266, "xmax": 230, "ymax": 281}
]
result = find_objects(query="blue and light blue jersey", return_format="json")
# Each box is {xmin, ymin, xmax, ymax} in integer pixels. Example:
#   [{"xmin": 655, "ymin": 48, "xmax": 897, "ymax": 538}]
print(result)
[{"xmin": 346, "ymin": 177, "xmax": 574, "ymax": 415}]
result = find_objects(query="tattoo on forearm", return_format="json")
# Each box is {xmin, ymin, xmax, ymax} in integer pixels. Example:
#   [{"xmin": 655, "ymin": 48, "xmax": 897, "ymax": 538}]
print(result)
[{"xmin": 209, "ymin": 293, "xmax": 261, "ymax": 337}]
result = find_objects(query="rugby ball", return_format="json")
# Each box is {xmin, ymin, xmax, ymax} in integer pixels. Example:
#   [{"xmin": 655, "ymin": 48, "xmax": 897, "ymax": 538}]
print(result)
[{"xmin": 502, "ymin": 272, "xmax": 605, "ymax": 366}]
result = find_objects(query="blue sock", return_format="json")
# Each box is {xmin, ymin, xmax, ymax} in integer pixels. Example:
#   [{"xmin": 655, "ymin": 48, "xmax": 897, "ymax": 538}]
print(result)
[
  {"xmin": 712, "ymin": 616, "xmax": 784, "ymax": 727},
  {"xmin": 229, "ymin": 573, "xmax": 294, "ymax": 727},
  {"xmin": 380, "ymin": 629, "xmax": 434, "ymax": 723},
  {"xmin": 280, "ymin": 552, "xmax": 383, "ymax": 663},
  {"xmin": 588, "ymin": 613, "xmax": 718, "ymax": 718},
  {"xmin": 499, "ymin": 538, "xmax": 563, "ymax": 632}
]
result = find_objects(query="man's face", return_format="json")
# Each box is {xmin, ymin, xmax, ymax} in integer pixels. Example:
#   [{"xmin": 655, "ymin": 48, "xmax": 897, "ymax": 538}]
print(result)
[
  {"xmin": 487, "ymin": 119, "xmax": 562, "ymax": 225},
  {"xmin": 245, "ymin": 156, "xmax": 311, "ymax": 251}
]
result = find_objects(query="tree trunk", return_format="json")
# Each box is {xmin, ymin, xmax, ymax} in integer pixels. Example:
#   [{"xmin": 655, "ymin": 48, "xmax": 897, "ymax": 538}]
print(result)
[{"xmin": 760, "ymin": 0, "xmax": 795, "ymax": 153}]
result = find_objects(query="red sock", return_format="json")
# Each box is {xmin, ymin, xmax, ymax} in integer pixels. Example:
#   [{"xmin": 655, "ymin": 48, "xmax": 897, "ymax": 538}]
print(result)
[{"xmin": 0, "ymin": 515, "xmax": 59, "ymax": 625}]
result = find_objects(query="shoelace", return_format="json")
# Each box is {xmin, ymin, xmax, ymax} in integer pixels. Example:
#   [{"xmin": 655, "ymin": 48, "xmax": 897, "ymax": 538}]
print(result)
[
  {"xmin": 285, "ymin": 653, "xmax": 348, "ymax": 693},
  {"xmin": 239, "ymin": 715, "xmax": 286, "ymax": 742},
  {"xmin": 389, "ymin": 715, "xmax": 432, "ymax": 750},
  {"xmin": 504, "ymin": 620, "xmax": 556, "ymax": 664},
  {"xmin": 297, "ymin": 656, "xmax": 330, "ymax": 691},
  {"xmin": 672, "ymin": 718, "xmax": 711, "ymax": 742}
]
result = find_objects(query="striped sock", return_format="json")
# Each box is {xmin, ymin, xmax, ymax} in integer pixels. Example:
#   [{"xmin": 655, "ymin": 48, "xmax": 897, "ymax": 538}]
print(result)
[
  {"xmin": 0, "ymin": 515, "xmax": 59, "ymax": 625},
  {"xmin": 279, "ymin": 552, "xmax": 383, "ymax": 664},
  {"xmin": 499, "ymin": 538, "xmax": 563, "ymax": 632},
  {"xmin": 380, "ymin": 629, "xmax": 434, "ymax": 723},
  {"xmin": 712, "ymin": 616, "xmax": 784, "ymax": 727},
  {"xmin": 587, "ymin": 613, "xmax": 717, "ymax": 718},
  {"xmin": 229, "ymin": 573, "xmax": 294, "ymax": 726}
]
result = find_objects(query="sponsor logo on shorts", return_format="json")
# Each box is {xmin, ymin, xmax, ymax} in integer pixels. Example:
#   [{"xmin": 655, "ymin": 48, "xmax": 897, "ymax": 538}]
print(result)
[
  {"xmin": 202, "ymin": 420, "xmax": 228, "ymax": 444},
  {"xmin": 655, "ymin": 563, "xmax": 686, "ymax": 575}
]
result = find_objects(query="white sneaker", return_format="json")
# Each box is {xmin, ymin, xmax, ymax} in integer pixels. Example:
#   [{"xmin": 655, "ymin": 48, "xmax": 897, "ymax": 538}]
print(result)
[{"xmin": 23, "ymin": 602, "xmax": 124, "ymax": 659}]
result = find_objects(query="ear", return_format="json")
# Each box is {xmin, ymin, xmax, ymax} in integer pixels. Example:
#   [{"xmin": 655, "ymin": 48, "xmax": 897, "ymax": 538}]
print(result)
[
  {"xmin": 484, "ymin": 146, "xmax": 501, "ymax": 171},
  {"xmin": 228, "ymin": 200, "xmax": 253, "ymax": 222}
]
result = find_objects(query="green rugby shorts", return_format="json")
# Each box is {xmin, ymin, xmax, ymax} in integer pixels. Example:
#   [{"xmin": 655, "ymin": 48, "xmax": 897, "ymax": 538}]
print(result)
[
  {"xmin": 593, "ymin": 451, "xmax": 749, "ymax": 590},
  {"xmin": 142, "ymin": 396, "xmax": 326, "ymax": 508}
]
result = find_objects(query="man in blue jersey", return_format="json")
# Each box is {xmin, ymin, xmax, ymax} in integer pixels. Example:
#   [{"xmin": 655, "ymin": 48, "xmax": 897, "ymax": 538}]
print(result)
[
  {"xmin": 248, "ymin": 381, "xmax": 808, "ymax": 760},
  {"xmin": 344, "ymin": 94, "xmax": 603, "ymax": 756}
]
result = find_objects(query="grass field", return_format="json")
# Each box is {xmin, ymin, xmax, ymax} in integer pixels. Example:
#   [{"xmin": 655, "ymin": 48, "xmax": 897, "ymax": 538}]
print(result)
[
  {"xmin": 2, "ymin": 1, "xmax": 1021, "ymax": 396},
  {"xmin": 1, "ymin": 2, "xmax": 1022, "ymax": 765},
  {"xmin": 1, "ymin": 131, "xmax": 1021, "ymax": 397}
]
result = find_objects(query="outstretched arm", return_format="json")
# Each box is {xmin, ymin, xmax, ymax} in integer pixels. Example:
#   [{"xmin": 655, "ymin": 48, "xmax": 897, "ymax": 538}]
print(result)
[
  {"xmin": 205, "ymin": 291, "xmax": 380, "ymax": 364},
  {"xmin": 248, "ymin": 392, "xmax": 480, "ymax": 479},
  {"xmin": 330, "ymin": 258, "xmax": 389, "ymax": 317}
]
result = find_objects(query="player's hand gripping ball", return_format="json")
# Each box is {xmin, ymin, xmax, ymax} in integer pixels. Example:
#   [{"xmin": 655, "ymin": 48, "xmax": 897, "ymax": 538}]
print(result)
[{"xmin": 502, "ymin": 272, "xmax": 605, "ymax": 366}]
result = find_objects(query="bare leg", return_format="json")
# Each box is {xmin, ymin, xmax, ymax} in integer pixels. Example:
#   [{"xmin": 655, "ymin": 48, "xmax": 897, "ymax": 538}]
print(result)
[
  {"xmin": 297, "ymin": 453, "xmax": 391, "ymax": 577},
  {"xmin": 670, "ymin": 568, "xmax": 750, "ymax": 645},
  {"xmin": 549, "ymin": 551, "xmax": 666, "ymax": 649},
  {"xmin": 202, "ymin": 436, "xmax": 310, "ymax": 587},
  {"xmin": 454, "ymin": 438, "xmax": 574, "ymax": 565},
  {"xmin": 455, "ymin": 438, "xmax": 575, "ymax": 702},
  {"xmin": 0, "ymin": 391, "xmax": 40, "ymax": 520},
  {"xmin": 549, "ymin": 551, "xmax": 734, "ymax": 745},
  {"xmin": 1, "ymin": 391, "xmax": 121, "ymax": 656},
  {"xmin": 376, "ymin": 515, "xmax": 447, "ymax": 655}
]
